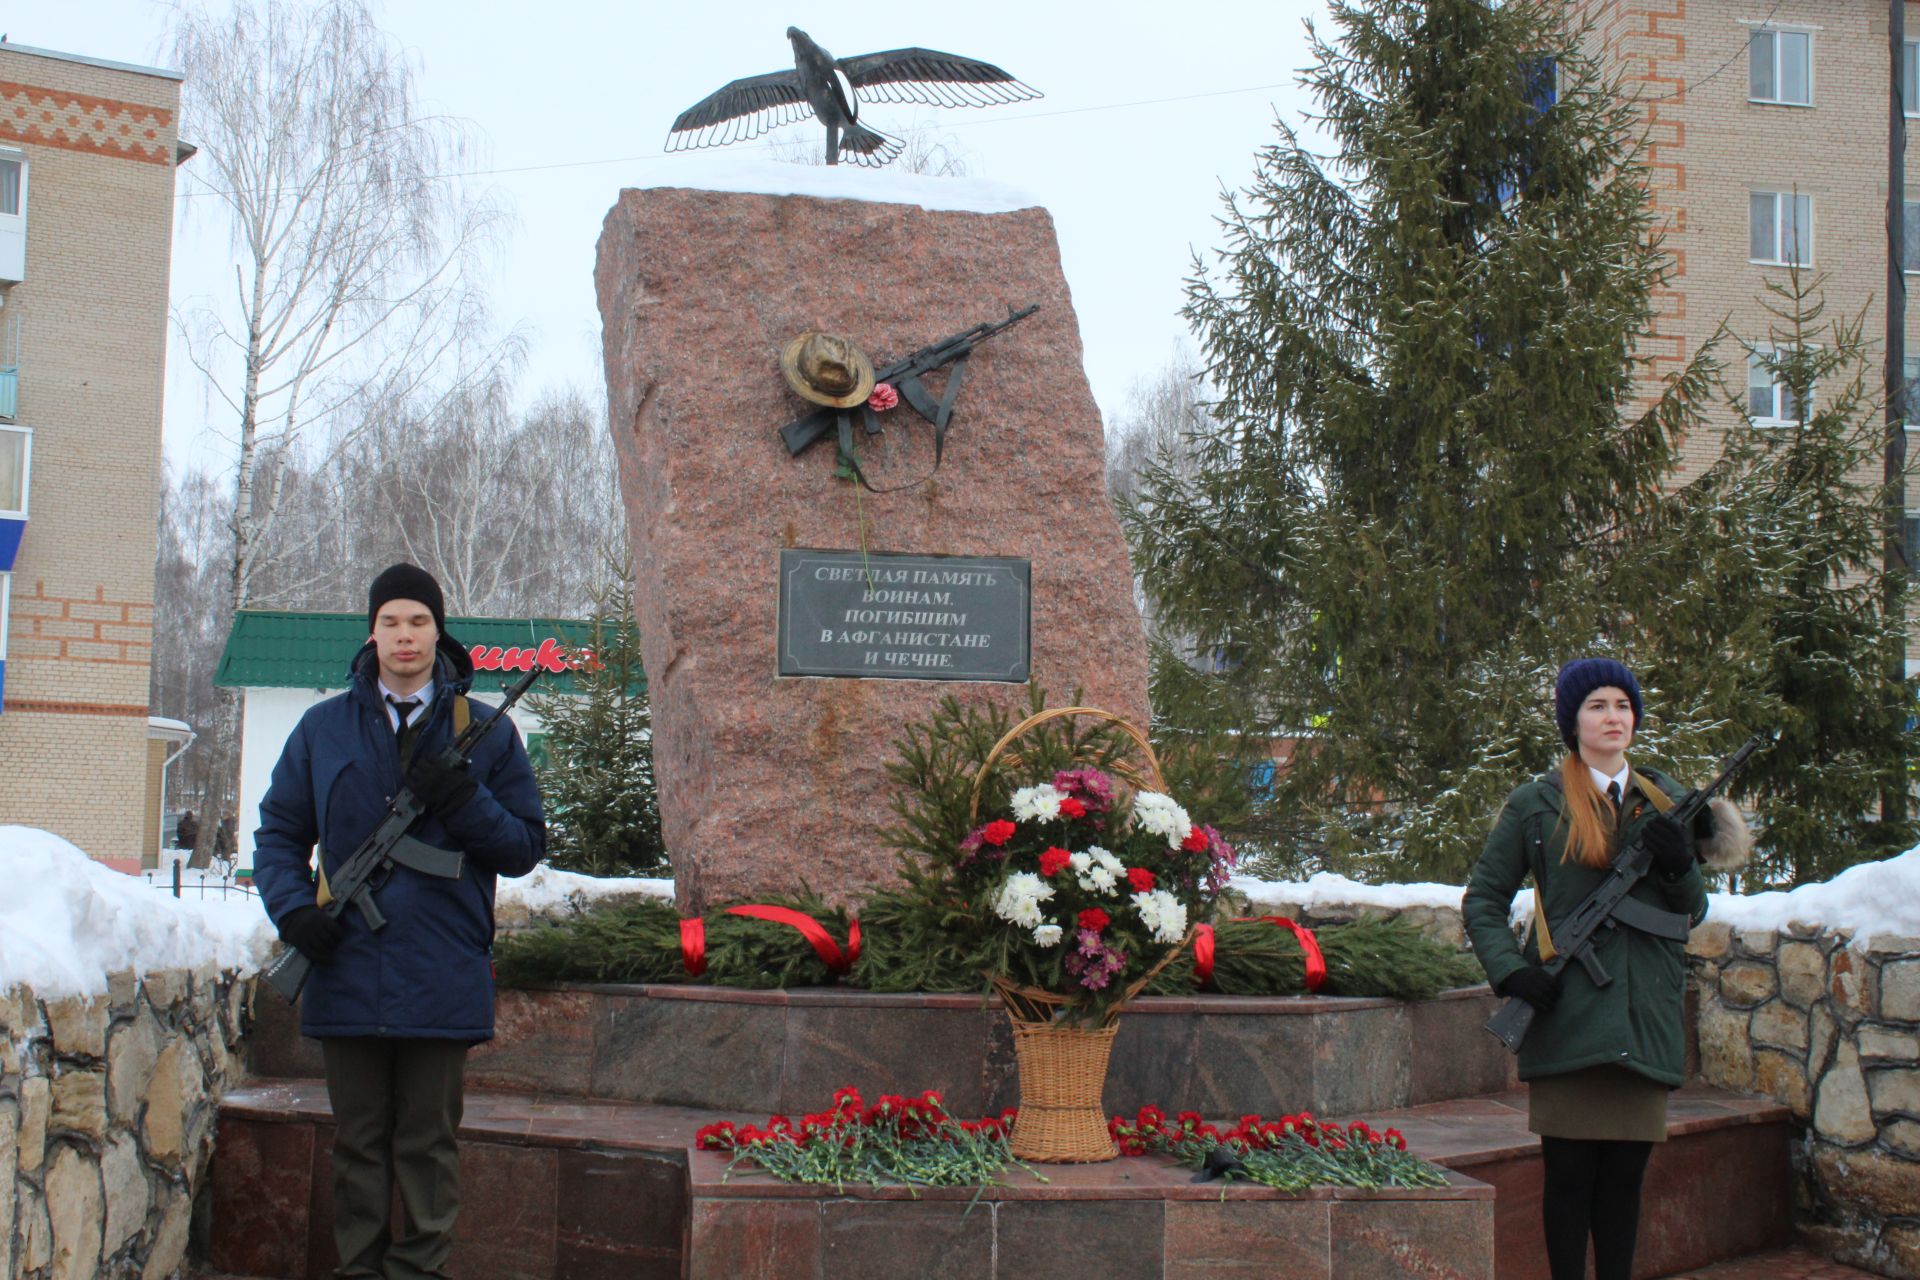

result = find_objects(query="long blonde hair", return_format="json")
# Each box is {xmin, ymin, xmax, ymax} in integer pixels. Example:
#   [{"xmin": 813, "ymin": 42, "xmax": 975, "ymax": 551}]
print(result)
[{"xmin": 1556, "ymin": 753, "xmax": 1616, "ymax": 870}]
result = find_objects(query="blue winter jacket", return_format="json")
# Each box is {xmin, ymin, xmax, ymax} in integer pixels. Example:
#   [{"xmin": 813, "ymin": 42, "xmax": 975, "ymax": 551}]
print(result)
[{"xmin": 252, "ymin": 634, "xmax": 546, "ymax": 1041}]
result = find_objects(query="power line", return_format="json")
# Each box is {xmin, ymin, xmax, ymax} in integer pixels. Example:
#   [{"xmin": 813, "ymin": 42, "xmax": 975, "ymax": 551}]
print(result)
[
  {"xmin": 1639, "ymin": 0, "xmax": 1786, "ymax": 105},
  {"xmin": 172, "ymin": 79, "xmax": 1296, "ymax": 201}
]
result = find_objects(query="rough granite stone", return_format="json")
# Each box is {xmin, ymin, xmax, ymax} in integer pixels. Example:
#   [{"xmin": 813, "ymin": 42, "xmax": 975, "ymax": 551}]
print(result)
[
  {"xmin": 46, "ymin": 1145, "xmax": 102, "ymax": 1280},
  {"xmin": 1885, "ymin": 1118, "xmax": 1920, "ymax": 1158},
  {"xmin": 595, "ymin": 185, "xmax": 1151, "ymax": 910},
  {"xmin": 142, "ymin": 1039, "xmax": 205, "ymax": 1165},
  {"xmin": 1752, "ymin": 1048, "xmax": 1810, "ymax": 1118},
  {"xmin": 52, "ymin": 1068, "xmax": 107, "ymax": 1139},
  {"xmin": 1868, "ymin": 935, "xmax": 1920, "ymax": 956},
  {"xmin": 1751, "ymin": 1000, "xmax": 1809, "ymax": 1053},
  {"xmin": 1882, "ymin": 960, "xmax": 1920, "ymax": 1022},
  {"xmin": 1687, "ymin": 921, "xmax": 1733, "ymax": 960},
  {"xmin": 1810, "ymin": 1003, "xmax": 1839, "ymax": 1079},
  {"xmin": 1814, "ymin": 1144, "xmax": 1920, "ymax": 1221},
  {"xmin": 139, "ymin": 1189, "xmax": 191, "ymax": 1280},
  {"xmin": 106, "ymin": 970, "xmax": 137, "ymax": 1013},
  {"xmin": 100, "ymin": 1134, "xmax": 147, "ymax": 1258},
  {"xmin": 21, "ymin": 1183, "xmax": 50, "ymax": 1271},
  {"xmin": 107, "ymin": 1010, "xmax": 163, "ymax": 1125},
  {"xmin": 142, "ymin": 970, "xmax": 184, "ymax": 1011},
  {"xmin": 1869, "ymin": 1066, "xmax": 1920, "ymax": 1116},
  {"xmin": 44, "ymin": 995, "xmax": 109, "ymax": 1059},
  {"xmin": 1778, "ymin": 942, "xmax": 1827, "ymax": 1008},
  {"xmin": 1695, "ymin": 1001, "xmax": 1754, "ymax": 1090},
  {"xmin": 1720, "ymin": 962, "xmax": 1777, "ymax": 1008},
  {"xmin": 1887, "ymin": 1225, "xmax": 1920, "ymax": 1280},
  {"xmin": 0, "ymin": 987, "xmax": 24, "ymax": 1033},
  {"xmin": 18, "ymin": 1074, "xmax": 49, "ymax": 1173},
  {"xmin": 0, "ymin": 1104, "xmax": 15, "ymax": 1279},
  {"xmin": 1830, "ymin": 948, "xmax": 1874, "ymax": 1019},
  {"xmin": 1815, "ymin": 1042, "xmax": 1878, "ymax": 1144},
  {"xmin": 1859, "ymin": 1025, "xmax": 1919, "ymax": 1062},
  {"xmin": 1736, "ymin": 928, "xmax": 1779, "ymax": 957}
]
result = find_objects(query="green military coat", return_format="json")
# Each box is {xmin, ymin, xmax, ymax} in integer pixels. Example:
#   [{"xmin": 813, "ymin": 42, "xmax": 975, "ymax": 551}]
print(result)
[{"xmin": 1462, "ymin": 765, "xmax": 1709, "ymax": 1087}]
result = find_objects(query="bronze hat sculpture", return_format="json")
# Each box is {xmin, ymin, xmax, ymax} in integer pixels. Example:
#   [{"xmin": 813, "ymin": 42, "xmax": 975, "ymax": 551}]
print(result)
[{"xmin": 781, "ymin": 331, "xmax": 876, "ymax": 408}]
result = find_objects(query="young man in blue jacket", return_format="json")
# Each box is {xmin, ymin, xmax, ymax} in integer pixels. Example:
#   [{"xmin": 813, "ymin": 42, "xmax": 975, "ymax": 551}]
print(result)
[{"xmin": 253, "ymin": 564, "xmax": 546, "ymax": 1280}]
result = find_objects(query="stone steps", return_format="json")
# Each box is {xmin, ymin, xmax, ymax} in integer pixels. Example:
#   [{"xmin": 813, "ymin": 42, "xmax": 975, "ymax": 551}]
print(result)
[
  {"xmin": 1349, "ymin": 1087, "xmax": 1797, "ymax": 1280},
  {"xmin": 205, "ymin": 1079, "xmax": 1788, "ymax": 1280}
]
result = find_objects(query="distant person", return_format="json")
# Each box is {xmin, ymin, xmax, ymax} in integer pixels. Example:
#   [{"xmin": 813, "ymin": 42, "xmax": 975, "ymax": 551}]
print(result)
[
  {"xmin": 175, "ymin": 808, "xmax": 199, "ymax": 852},
  {"xmin": 1462, "ymin": 658, "xmax": 1741, "ymax": 1280},
  {"xmin": 213, "ymin": 813, "xmax": 235, "ymax": 857},
  {"xmin": 252, "ymin": 563, "xmax": 546, "ymax": 1280}
]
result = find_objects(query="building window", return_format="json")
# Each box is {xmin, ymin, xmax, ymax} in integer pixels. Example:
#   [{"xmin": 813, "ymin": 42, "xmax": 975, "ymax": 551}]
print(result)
[
  {"xmin": 1906, "ymin": 42, "xmax": 1920, "ymax": 118},
  {"xmin": 1749, "ymin": 28, "xmax": 1812, "ymax": 106},
  {"xmin": 1906, "ymin": 514, "xmax": 1920, "ymax": 568},
  {"xmin": 1748, "ymin": 350, "xmax": 1809, "ymax": 424},
  {"xmin": 0, "ymin": 425, "xmax": 27, "ymax": 518},
  {"xmin": 0, "ymin": 151, "xmax": 21, "ymax": 283},
  {"xmin": 0, "ymin": 157, "xmax": 20, "ymax": 217},
  {"xmin": 1751, "ymin": 191, "xmax": 1812, "ymax": 265}
]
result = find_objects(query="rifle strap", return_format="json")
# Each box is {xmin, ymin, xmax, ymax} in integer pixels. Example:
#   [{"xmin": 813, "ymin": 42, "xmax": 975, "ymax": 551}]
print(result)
[
  {"xmin": 315, "ymin": 693, "xmax": 470, "ymax": 909},
  {"xmin": 1526, "ymin": 812, "xmax": 1557, "ymax": 963},
  {"xmin": 1630, "ymin": 769, "xmax": 1674, "ymax": 814}
]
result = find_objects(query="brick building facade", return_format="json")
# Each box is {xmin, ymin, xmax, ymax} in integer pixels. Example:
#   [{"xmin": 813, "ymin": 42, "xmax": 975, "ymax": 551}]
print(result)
[
  {"xmin": 0, "ymin": 43, "xmax": 184, "ymax": 860},
  {"xmin": 1576, "ymin": 1, "xmax": 1920, "ymax": 656}
]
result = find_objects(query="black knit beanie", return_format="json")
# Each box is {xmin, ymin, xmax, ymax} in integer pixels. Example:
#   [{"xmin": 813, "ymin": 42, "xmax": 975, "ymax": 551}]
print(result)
[
  {"xmin": 367, "ymin": 563, "xmax": 446, "ymax": 635},
  {"xmin": 1553, "ymin": 657, "xmax": 1643, "ymax": 751}
]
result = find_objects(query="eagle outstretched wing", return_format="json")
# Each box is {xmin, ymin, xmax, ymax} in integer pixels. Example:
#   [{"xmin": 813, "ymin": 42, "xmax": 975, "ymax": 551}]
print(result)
[
  {"xmin": 836, "ymin": 47, "xmax": 1042, "ymax": 109},
  {"xmin": 667, "ymin": 69, "xmax": 812, "ymax": 151}
]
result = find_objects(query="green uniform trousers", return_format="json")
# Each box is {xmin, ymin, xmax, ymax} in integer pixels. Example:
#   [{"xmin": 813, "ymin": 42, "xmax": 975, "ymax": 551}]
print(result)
[{"xmin": 321, "ymin": 1037, "xmax": 469, "ymax": 1280}]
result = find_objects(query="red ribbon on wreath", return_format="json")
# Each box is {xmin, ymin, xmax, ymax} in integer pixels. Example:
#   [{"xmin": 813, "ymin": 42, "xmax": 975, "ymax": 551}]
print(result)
[
  {"xmin": 679, "ymin": 917, "xmax": 708, "ymax": 977},
  {"xmin": 724, "ymin": 905, "xmax": 863, "ymax": 974},
  {"xmin": 1191, "ymin": 917, "xmax": 1327, "ymax": 992}
]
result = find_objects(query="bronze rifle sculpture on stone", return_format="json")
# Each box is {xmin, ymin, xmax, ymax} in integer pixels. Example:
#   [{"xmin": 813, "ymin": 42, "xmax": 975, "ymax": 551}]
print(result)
[
  {"xmin": 780, "ymin": 305, "xmax": 1038, "ymax": 491},
  {"xmin": 667, "ymin": 27, "xmax": 1040, "ymax": 167}
]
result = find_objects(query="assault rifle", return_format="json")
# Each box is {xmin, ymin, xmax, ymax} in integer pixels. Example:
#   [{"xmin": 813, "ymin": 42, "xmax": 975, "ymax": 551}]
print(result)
[
  {"xmin": 1484, "ymin": 731, "xmax": 1774, "ymax": 1053},
  {"xmin": 779, "ymin": 304, "xmax": 1038, "ymax": 490},
  {"xmin": 261, "ymin": 663, "xmax": 545, "ymax": 1003}
]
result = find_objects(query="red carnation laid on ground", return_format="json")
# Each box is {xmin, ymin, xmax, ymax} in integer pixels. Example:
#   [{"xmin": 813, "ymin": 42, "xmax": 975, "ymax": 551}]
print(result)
[{"xmin": 867, "ymin": 382, "xmax": 899, "ymax": 412}]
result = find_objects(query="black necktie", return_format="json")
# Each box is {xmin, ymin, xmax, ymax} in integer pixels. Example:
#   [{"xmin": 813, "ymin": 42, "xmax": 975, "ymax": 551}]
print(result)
[
  {"xmin": 387, "ymin": 696, "xmax": 421, "ymax": 739},
  {"xmin": 1606, "ymin": 780, "xmax": 1622, "ymax": 813}
]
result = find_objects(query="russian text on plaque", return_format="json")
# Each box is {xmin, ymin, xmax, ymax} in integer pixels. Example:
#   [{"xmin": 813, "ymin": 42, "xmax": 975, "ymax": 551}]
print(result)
[{"xmin": 778, "ymin": 549, "xmax": 1031, "ymax": 682}]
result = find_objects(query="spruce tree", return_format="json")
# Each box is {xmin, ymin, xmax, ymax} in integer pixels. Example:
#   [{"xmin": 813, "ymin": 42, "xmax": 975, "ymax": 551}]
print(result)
[
  {"xmin": 1127, "ymin": 0, "xmax": 1714, "ymax": 880},
  {"xmin": 1625, "ymin": 270, "xmax": 1916, "ymax": 885},
  {"xmin": 532, "ymin": 553, "xmax": 667, "ymax": 877}
]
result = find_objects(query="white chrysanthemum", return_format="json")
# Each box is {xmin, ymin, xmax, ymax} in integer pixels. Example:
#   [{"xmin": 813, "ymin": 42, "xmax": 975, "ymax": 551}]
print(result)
[
  {"xmin": 1069, "ymin": 851, "xmax": 1092, "ymax": 874},
  {"xmin": 1010, "ymin": 784, "xmax": 1066, "ymax": 822},
  {"xmin": 1074, "ymin": 846, "xmax": 1122, "ymax": 894},
  {"xmin": 993, "ymin": 872, "xmax": 1055, "ymax": 929},
  {"xmin": 1132, "ymin": 792, "xmax": 1194, "ymax": 849},
  {"xmin": 1032, "ymin": 923, "xmax": 1064, "ymax": 947},
  {"xmin": 1131, "ymin": 889, "xmax": 1188, "ymax": 944},
  {"xmin": 1089, "ymin": 846, "xmax": 1124, "ymax": 873}
]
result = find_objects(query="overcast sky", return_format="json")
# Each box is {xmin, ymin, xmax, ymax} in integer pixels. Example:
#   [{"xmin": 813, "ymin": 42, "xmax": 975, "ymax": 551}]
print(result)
[{"xmin": 18, "ymin": 1, "xmax": 1330, "ymax": 471}]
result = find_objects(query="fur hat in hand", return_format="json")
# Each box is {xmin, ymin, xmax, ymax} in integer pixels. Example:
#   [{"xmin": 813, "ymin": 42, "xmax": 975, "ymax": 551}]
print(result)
[{"xmin": 1554, "ymin": 657, "xmax": 1643, "ymax": 750}]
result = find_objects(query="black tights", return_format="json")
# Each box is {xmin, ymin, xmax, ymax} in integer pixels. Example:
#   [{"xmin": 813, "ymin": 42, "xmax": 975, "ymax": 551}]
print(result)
[{"xmin": 1539, "ymin": 1136, "xmax": 1654, "ymax": 1280}]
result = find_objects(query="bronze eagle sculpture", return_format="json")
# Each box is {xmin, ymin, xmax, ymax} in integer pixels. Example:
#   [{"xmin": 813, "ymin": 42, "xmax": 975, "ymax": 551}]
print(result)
[{"xmin": 667, "ymin": 26, "xmax": 1041, "ymax": 167}]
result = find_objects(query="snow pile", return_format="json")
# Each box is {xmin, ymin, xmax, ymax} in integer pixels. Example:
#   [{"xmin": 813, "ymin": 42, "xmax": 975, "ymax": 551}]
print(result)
[
  {"xmin": 0, "ymin": 827, "xmax": 275, "ymax": 1000},
  {"xmin": 1232, "ymin": 847, "xmax": 1920, "ymax": 949},
  {"xmin": 634, "ymin": 155, "xmax": 1040, "ymax": 214},
  {"xmin": 497, "ymin": 864, "xmax": 673, "ymax": 916},
  {"xmin": 1702, "ymin": 848, "xmax": 1920, "ymax": 947}
]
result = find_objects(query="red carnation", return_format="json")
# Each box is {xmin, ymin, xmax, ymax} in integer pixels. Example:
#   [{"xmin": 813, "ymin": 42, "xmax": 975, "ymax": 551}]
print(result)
[
  {"xmin": 1126, "ymin": 867, "xmax": 1155, "ymax": 892},
  {"xmin": 867, "ymin": 382, "xmax": 900, "ymax": 412},
  {"xmin": 1078, "ymin": 907, "xmax": 1111, "ymax": 932},
  {"xmin": 982, "ymin": 819, "xmax": 1017, "ymax": 846},
  {"xmin": 1039, "ymin": 846, "xmax": 1072, "ymax": 876},
  {"xmin": 1059, "ymin": 795, "xmax": 1087, "ymax": 818},
  {"xmin": 1181, "ymin": 827, "xmax": 1210, "ymax": 853}
]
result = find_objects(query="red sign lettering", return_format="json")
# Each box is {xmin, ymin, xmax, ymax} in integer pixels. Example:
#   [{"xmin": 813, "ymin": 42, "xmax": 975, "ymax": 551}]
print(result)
[{"xmin": 469, "ymin": 637, "xmax": 578, "ymax": 673}]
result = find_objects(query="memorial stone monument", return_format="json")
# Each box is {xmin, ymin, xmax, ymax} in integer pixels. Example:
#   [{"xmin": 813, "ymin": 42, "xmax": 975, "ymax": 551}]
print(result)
[{"xmin": 596, "ymin": 168, "xmax": 1150, "ymax": 912}]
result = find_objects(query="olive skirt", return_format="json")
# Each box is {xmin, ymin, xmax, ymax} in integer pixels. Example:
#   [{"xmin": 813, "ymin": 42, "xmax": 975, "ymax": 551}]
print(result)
[{"xmin": 1527, "ymin": 1065, "xmax": 1670, "ymax": 1143}]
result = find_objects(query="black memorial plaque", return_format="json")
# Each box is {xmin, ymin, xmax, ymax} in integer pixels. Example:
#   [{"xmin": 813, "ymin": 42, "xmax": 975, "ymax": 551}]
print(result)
[{"xmin": 778, "ymin": 549, "xmax": 1030, "ymax": 682}]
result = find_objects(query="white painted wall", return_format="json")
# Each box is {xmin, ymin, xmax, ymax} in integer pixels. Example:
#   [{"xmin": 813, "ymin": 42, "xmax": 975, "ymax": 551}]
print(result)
[{"xmin": 235, "ymin": 685, "xmax": 557, "ymax": 870}]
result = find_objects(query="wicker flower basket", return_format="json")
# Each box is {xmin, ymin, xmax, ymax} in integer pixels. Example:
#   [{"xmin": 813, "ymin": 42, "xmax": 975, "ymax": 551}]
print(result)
[{"xmin": 971, "ymin": 706, "xmax": 1194, "ymax": 1163}]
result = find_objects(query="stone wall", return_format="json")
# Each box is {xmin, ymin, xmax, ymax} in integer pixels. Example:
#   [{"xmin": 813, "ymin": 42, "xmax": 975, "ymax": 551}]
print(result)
[
  {"xmin": 0, "ymin": 966, "xmax": 248, "ymax": 1280},
  {"xmin": 1687, "ymin": 923, "xmax": 1920, "ymax": 1279}
]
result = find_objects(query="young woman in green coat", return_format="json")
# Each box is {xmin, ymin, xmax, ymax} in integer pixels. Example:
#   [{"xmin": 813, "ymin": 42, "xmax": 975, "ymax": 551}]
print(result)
[{"xmin": 1464, "ymin": 658, "xmax": 1746, "ymax": 1280}]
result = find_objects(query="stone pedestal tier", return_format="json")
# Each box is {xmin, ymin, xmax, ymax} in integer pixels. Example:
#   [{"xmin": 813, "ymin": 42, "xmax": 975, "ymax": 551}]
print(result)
[{"xmin": 594, "ymin": 185, "xmax": 1151, "ymax": 913}]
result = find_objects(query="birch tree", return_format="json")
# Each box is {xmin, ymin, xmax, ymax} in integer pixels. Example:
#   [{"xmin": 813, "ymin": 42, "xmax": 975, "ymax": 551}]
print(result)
[{"xmin": 169, "ymin": 0, "xmax": 505, "ymax": 612}]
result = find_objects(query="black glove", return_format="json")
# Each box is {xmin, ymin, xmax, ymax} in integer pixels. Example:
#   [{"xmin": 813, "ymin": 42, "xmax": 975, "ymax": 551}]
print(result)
[
  {"xmin": 1498, "ymin": 965, "xmax": 1562, "ymax": 1014},
  {"xmin": 278, "ymin": 905, "xmax": 345, "ymax": 964},
  {"xmin": 1643, "ymin": 812, "xmax": 1694, "ymax": 879},
  {"xmin": 1691, "ymin": 804, "xmax": 1718, "ymax": 843},
  {"xmin": 407, "ymin": 746, "xmax": 478, "ymax": 821}
]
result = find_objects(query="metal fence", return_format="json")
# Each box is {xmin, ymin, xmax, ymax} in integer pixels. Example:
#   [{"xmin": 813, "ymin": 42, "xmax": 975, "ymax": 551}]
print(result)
[{"xmin": 144, "ymin": 860, "xmax": 258, "ymax": 901}]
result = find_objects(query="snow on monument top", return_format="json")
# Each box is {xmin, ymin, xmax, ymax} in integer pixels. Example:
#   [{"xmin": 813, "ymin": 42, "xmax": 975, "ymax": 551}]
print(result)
[{"xmin": 632, "ymin": 156, "xmax": 1040, "ymax": 214}]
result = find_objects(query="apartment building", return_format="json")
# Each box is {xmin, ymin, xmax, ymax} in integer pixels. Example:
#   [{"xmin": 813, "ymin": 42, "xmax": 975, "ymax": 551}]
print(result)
[
  {"xmin": 0, "ymin": 42, "xmax": 186, "ymax": 864},
  {"xmin": 1577, "ymin": 1, "xmax": 1920, "ymax": 649}
]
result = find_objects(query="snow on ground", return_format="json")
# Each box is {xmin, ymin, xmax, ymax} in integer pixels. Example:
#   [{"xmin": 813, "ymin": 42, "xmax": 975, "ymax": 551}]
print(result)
[
  {"xmin": 631, "ymin": 155, "xmax": 1040, "ymax": 213},
  {"xmin": 1235, "ymin": 847, "xmax": 1920, "ymax": 949},
  {"xmin": 497, "ymin": 864, "xmax": 672, "ymax": 915},
  {"xmin": 0, "ymin": 826, "xmax": 274, "ymax": 1001}
]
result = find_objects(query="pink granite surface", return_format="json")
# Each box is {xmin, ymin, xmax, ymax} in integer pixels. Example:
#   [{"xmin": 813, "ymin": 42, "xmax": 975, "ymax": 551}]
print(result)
[{"xmin": 595, "ymin": 186, "xmax": 1150, "ymax": 912}]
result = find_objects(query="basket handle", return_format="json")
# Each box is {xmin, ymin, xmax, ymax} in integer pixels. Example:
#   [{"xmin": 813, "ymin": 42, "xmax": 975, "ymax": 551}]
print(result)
[{"xmin": 967, "ymin": 706, "xmax": 1168, "ymax": 823}]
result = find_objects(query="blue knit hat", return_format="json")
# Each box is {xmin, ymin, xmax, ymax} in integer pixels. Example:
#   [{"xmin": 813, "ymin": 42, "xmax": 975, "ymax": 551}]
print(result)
[{"xmin": 1554, "ymin": 658, "xmax": 1643, "ymax": 750}]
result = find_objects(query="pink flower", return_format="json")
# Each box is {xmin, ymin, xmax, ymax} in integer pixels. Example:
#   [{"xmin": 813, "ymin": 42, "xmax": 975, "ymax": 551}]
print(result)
[{"xmin": 867, "ymin": 382, "xmax": 900, "ymax": 412}]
